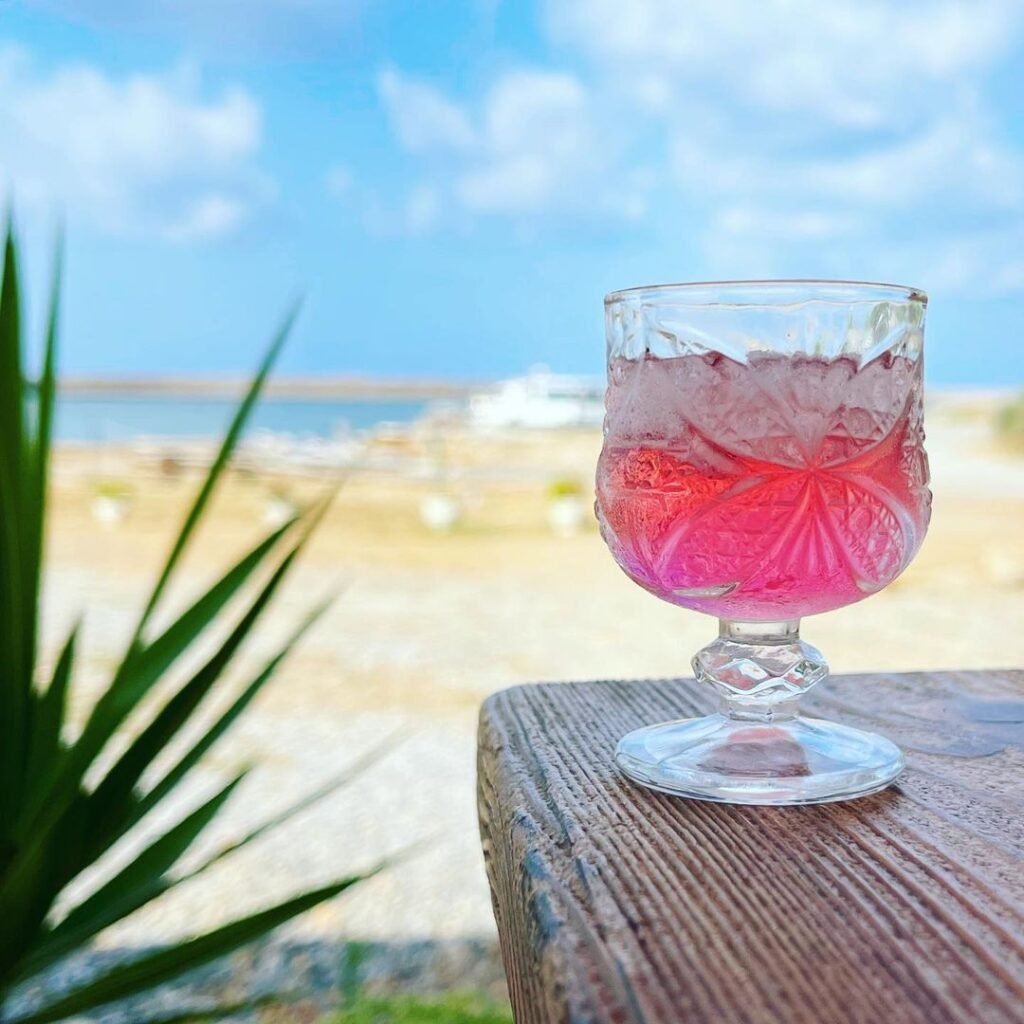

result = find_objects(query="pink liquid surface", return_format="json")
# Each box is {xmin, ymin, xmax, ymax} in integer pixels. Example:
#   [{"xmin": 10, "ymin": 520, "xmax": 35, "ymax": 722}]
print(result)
[{"xmin": 596, "ymin": 351, "xmax": 931, "ymax": 620}]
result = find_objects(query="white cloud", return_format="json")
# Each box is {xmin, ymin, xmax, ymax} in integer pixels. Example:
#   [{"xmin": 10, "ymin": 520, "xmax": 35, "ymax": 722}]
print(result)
[
  {"xmin": 667, "ymin": 102, "xmax": 1024, "ymax": 291},
  {"xmin": 700, "ymin": 204, "xmax": 1024, "ymax": 298},
  {"xmin": 547, "ymin": 0, "xmax": 1023, "ymax": 127},
  {"xmin": 714, "ymin": 207, "xmax": 861, "ymax": 243},
  {"xmin": 484, "ymin": 71, "xmax": 589, "ymax": 157},
  {"xmin": 374, "ymin": 65, "xmax": 615, "ymax": 225},
  {"xmin": 365, "ymin": 1, "xmax": 1024, "ymax": 293},
  {"xmin": 860, "ymin": 229, "xmax": 1024, "ymax": 297},
  {"xmin": 543, "ymin": 0, "xmax": 1024, "ymax": 293},
  {"xmin": 378, "ymin": 67, "xmax": 475, "ymax": 153},
  {"xmin": 0, "ymin": 46, "xmax": 269, "ymax": 241},
  {"xmin": 671, "ymin": 110, "xmax": 1024, "ymax": 212},
  {"xmin": 457, "ymin": 155, "xmax": 554, "ymax": 213},
  {"xmin": 810, "ymin": 121, "xmax": 1024, "ymax": 209},
  {"xmin": 457, "ymin": 70, "xmax": 596, "ymax": 214},
  {"xmin": 164, "ymin": 194, "xmax": 248, "ymax": 242}
]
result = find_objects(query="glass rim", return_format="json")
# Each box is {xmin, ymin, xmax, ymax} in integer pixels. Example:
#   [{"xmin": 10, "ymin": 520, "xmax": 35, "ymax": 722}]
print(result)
[{"xmin": 605, "ymin": 279, "xmax": 928, "ymax": 308}]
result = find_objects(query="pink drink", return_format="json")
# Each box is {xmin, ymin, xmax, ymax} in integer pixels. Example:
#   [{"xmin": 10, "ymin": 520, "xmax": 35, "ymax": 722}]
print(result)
[{"xmin": 596, "ymin": 351, "xmax": 931, "ymax": 620}]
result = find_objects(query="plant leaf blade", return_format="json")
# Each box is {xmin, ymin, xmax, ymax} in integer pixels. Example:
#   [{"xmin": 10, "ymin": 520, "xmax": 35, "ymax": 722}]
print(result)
[
  {"xmin": 23, "ymin": 620, "xmax": 79, "ymax": 799},
  {"xmin": 132, "ymin": 301, "xmax": 300, "ymax": 641},
  {"xmin": 0, "ymin": 224, "xmax": 28, "ymax": 838},
  {"xmin": 182, "ymin": 728, "xmax": 400, "ymax": 881},
  {"xmin": 132, "ymin": 592, "xmax": 334, "ymax": 826},
  {"xmin": 15, "ymin": 772, "xmax": 249, "ymax": 982},
  {"xmin": 13, "ymin": 875, "xmax": 370, "ymax": 1024}
]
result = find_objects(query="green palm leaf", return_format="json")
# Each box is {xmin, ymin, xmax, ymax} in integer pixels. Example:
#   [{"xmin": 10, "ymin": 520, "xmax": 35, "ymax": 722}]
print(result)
[
  {"xmin": 131, "ymin": 300, "xmax": 300, "ymax": 644},
  {"xmin": 13, "ymin": 876, "xmax": 370, "ymax": 1024},
  {"xmin": 131, "ymin": 595, "xmax": 334, "ymax": 824},
  {"xmin": 12, "ymin": 773, "xmax": 249, "ymax": 982},
  {"xmin": 78, "ymin": 519, "xmax": 309, "ymax": 861},
  {"xmin": 24, "ymin": 622, "xmax": 79, "ymax": 797},
  {"xmin": 0, "ymin": 520, "xmax": 306, "ymax": 955},
  {"xmin": 0, "ymin": 226, "xmax": 379, "ymax": 1022},
  {"xmin": 0, "ymin": 223, "xmax": 28, "ymax": 841},
  {"xmin": 182, "ymin": 729, "xmax": 401, "ymax": 880},
  {"xmin": 15, "ymin": 454, "xmax": 301, "ymax": 843},
  {"xmin": 23, "ymin": 240, "xmax": 62, "ymax": 730}
]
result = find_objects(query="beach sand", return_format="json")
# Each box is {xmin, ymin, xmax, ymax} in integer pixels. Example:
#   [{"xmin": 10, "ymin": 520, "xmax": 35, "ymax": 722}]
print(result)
[{"xmin": 39, "ymin": 404, "xmax": 1024, "ymax": 967}]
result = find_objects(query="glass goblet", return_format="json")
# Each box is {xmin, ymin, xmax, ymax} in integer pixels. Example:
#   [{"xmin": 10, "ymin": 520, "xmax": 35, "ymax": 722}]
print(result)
[{"xmin": 596, "ymin": 281, "xmax": 930, "ymax": 805}]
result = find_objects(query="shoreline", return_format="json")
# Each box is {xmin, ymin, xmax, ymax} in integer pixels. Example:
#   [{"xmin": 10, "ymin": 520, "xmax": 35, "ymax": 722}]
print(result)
[
  {"xmin": 57, "ymin": 377, "xmax": 1020, "ymax": 402},
  {"xmin": 59, "ymin": 376, "xmax": 484, "ymax": 400}
]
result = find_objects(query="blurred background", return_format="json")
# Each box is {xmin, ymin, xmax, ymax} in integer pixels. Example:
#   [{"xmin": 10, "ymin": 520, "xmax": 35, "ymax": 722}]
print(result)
[{"xmin": 2, "ymin": 0, "xmax": 1024, "ymax": 1018}]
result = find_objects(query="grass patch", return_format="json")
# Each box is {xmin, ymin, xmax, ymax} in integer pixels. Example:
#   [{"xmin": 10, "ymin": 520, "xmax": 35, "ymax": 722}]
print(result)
[{"xmin": 323, "ymin": 991, "xmax": 512, "ymax": 1023}]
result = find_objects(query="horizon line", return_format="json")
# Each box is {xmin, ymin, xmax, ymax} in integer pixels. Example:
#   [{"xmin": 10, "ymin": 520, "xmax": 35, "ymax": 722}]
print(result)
[{"xmin": 54, "ymin": 374, "xmax": 1017, "ymax": 401}]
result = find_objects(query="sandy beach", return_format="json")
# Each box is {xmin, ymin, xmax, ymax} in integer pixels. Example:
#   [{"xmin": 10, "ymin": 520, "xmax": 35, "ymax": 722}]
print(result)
[{"xmin": 37, "ymin": 396, "xmax": 1024, "ymax": 986}]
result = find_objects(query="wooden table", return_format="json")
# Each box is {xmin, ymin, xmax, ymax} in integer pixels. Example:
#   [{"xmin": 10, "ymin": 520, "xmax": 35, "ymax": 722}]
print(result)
[{"xmin": 477, "ymin": 670, "xmax": 1024, "ymax": 1024}]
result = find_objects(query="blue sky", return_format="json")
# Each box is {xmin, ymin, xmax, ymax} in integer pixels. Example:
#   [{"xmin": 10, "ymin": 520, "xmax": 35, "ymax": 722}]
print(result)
[{"xmin": 1, "ymin": 0, "xmax": 1023, "ymax": 384}]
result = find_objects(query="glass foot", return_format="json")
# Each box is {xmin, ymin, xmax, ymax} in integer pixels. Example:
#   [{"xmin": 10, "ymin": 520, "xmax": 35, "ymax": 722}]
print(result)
[{"xmin": 615, "ymin": 714, "xmax": 905, "ymax": 805}]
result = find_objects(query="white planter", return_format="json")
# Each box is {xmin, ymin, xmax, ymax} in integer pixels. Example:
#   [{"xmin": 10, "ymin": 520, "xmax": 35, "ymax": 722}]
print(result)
[
  {"xmin": 420, "ymin": 493, "xmax": 461, "ymax": 532},
  {"xmin": 547, "ymin": 496, "xmax": 586, "ymax": 537},
  {"xmin": 263, "ymin": 496, "xmax": 297, "ymax": 529},
  {"xmin": 92, "ymin": 495, "xmax": 129, "ymax": 526},
  {"xmin": 984, "ymin": 546, "xmax": 1024, "ymax": 588}
]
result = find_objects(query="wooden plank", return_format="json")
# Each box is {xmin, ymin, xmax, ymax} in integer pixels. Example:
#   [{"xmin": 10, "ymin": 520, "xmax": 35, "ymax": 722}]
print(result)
[{"xmin": 477, "ymin": 670, "xmax": 1024, "ymax": 1024}]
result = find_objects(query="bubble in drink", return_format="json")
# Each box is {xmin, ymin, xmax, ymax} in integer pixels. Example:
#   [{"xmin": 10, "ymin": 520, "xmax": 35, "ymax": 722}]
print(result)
[{"xmin": 595, "ymin": 351, "xmax": 931, "ymax": 620}]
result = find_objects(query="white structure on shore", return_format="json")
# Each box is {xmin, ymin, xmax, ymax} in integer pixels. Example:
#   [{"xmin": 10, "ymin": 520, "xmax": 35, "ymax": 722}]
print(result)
[{"xmin": 468, "ymin": 367, "xmax": 604, "ymax": 430}]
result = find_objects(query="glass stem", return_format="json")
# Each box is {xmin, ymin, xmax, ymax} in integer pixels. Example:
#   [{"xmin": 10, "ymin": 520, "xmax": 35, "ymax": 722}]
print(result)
[{"xmin": 692, "ymin": 619, "xmax": 829, "ymax": 725}]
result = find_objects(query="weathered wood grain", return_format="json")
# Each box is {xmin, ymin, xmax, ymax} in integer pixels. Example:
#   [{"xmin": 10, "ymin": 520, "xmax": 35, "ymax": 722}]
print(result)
[{"xmin": 477, "ymin": 671, "xmax": 1024, "ymax": 1024}]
